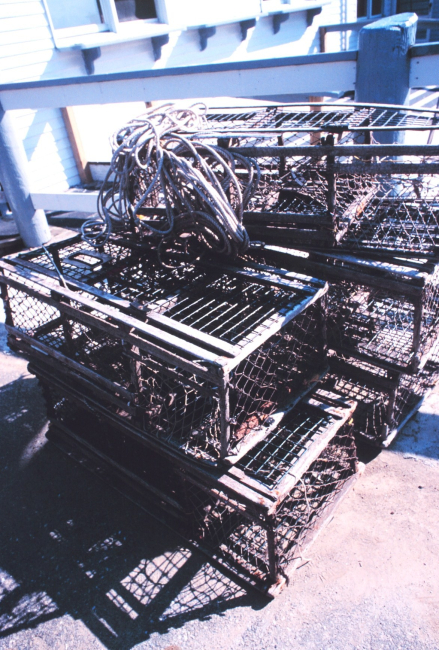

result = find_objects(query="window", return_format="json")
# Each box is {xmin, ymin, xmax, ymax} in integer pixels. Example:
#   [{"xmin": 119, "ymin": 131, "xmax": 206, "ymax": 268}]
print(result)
[
  {"xmin": 43, "ymin": 0, "xmax": 163, "ymax": 41},
  {"xmin": 357, "ymin": 0, "xmax": 382, "ymax": 19},
  {"xmin": 45, "ymin": 0, "xmax": 107, "ymax": 36},
  {"xmin": 114, "ymin": 0, "xmax": 157, "ymax": 22}
]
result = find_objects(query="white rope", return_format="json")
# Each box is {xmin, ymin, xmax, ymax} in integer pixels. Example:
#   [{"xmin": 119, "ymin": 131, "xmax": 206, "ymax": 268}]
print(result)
[{"xmin": 81, "ymin": 102, "xmax": 259, "ymax": 257}]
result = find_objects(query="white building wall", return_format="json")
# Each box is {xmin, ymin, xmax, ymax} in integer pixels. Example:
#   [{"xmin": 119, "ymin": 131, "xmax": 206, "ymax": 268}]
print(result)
[
  {"xmin": 0, "ymin": 0, "xmax": 81, "ymax": 192},
  {"xmin": 0, "ymin": 0, "xmax": 359, "ymax": 186}
]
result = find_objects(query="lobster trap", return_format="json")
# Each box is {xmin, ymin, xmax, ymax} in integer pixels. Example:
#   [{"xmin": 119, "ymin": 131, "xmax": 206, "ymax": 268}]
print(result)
[
  {"xmin": 203, "ymin": 103, "xmax": 439, "ymax": 135},
  {"xmin": 37, "ymin": 372, "xmax": 358, "ymax": 595},
  {"xmin": 180, "ymin": 410, "xmax": 358, "ymax": 594},
  {"xmin": 196, "ymin": 104, "xmax": 439, "ymax": 257},
  {"xmin": 247, "ymin": 245, "xmax": 439, "ymax": 374},
  {"xmin": 323, "ymin": 354, "xmax": 439, "ymax": 446},
  {"xmin": 1, "ymin": 235, "xmax": 328, "ymax": 463},
  {"xmin": 325, "ymin": 260, "xmax": 439, "ymax": 374}
]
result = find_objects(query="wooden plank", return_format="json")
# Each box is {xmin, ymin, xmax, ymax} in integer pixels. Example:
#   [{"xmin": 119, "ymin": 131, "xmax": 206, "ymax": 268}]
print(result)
[
  {"xmin": 31, "ymin": 190, "xmax": 99, "ymax": 212},
  {"xmin": 0, "ymin": 56, "xmax": 357, "ymax": 110},
  {"xmin": 258, "ymin": 248, "xmax": 423, "ymax": 298},
  {"xmin": 244, "ymin": 211, "xmax": 330, "ymax": 225},
  {"xmin": 329, "ymin": 162, "xmax": 439, "ymax": 174},
  {"xmin": 60, "ymin": 107, "xmax": 93, "ymax": 184},
  {"xmin": 231, "ymin": 143, "xmax": 439, "ymax": 158},
  {"xmin": 328, "ymin": 356, "xmax": 398, "ymax": 391}
]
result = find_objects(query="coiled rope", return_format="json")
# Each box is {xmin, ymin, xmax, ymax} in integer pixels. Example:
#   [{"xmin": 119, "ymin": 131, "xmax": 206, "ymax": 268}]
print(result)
[{"xmin": 82, "ymin": 103, "xmax": 259, "ymax": 258}]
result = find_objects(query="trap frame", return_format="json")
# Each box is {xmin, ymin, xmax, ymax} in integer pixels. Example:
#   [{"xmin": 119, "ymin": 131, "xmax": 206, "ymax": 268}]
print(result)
[
  {"xmin": 247, "ymin": 245, "xmax": 439, "ymax": 374},
  {"xmin": 0, "ymin": 235, "xmax": 328, "ymax": 463},
  {"xmin": 323, "ymin": 353, "xmax": 439, "ymax": 446},
  {"xmin": 38, "ymin": 373, "xmax": 358, "ymax": 595}
]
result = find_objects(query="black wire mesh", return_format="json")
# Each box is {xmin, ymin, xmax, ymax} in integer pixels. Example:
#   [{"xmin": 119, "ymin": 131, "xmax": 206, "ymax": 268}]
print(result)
[
  {"xmin": 3, "ymin": 257, "xmax": 326, "ymax": 463},
  {"xmin": 243, "ymin": 152, "xmax": 376, "ymax": 248},
  {"xmin": 235, "ymin": 400, "xmax": 339, "ymax": 487},
  {"xmin": 322, "ymin": 354, "xmax": 439, "ymax": 444},
  {"xmin": 18, "ymin": 237, "xmax": 137, "ymax": 281},
  {"xmin": 182, "ymin": 426, "xmax": 357, "ymax": 588},
  {"xmin": 229, "ymin": 304, "xmax": 326, "ymax": 443},
  {"xmin": 326, "ymin": 268, "xmax": 439, "ymax": 372},
  {"xmin": 339, "ymin": 176, "xmax": 439, "ymax": 256},
  {"xmin": 204, "ymin": 105, "xmax": 439, "ymax": 133}
]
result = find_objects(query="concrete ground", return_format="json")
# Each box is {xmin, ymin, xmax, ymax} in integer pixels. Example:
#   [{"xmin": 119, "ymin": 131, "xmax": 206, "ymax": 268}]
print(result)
[{"xmin": 1, "ymin": 231, "xmax": 439, "ymax": 650}]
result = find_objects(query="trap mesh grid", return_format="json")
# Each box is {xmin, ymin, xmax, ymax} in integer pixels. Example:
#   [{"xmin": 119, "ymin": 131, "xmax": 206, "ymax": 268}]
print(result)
[
  {"xmin": 182, "ymin": 425, "xmax": 357, "ymax": 589},
  {"xmin": 242, "ymin": 158, "xmax": 439, "ymax": 254},
  {"xmin": 40, "ymin": 379, "xmax": 357, "ymax": 591},
  {"xmin": 338, "ymin": 176, "xmax": 439, "ymax": 256},
  {"xmin": 243, "ymin": 154, "xmax": 376, "ymax": 249},
  {"xmin": 323, "ymin": 354, "xmax": 439, "ymax": 444},
  {"xmin": 1, "ymin": 250, "xmax": 326, "ymax": 463},
  {"xmin": 16, "ymin": 235, "xmax": 138, "ymax": 282},
  {"xmin": 203, "ymin": 104, "xmax": 439, "ymax": 134},
  {"xmin": 326, "ymin": 265, "xmax": 439, "ymax": 373}
]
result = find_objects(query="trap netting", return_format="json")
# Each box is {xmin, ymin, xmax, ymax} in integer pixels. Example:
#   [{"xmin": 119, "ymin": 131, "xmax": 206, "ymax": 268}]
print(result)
[
  {"xmin": 1, "ymin": 248, "xmax": 327, "ymax": 463},
  {"xmin": 338, "ymin": 174, "xmax": 439, "ymax": 257},
  {"xmin": 243, "ymin": 154, "xmax": 375, "ymax": 249},
  {"xmin": 326, "ymin": 264, "xmax": 439, "ymax": 373},
  {"xmin": 39, "ymin": 377, "xmax": 357, "ymax": 590},
  {"xmin": 203, "ymin": 104, "xmax": 439, "ymax": 134},
  {"xmin": 182, "ymin": 424, "xmax": 357, "ymax": 589},
  {"xmin": 323, "ymin": 355, "xmax": 439, "ymax": 445}
]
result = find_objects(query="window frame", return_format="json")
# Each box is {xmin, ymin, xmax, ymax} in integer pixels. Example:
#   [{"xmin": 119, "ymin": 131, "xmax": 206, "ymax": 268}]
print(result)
[{"xmin": 356, "ymin": 0, "xmax": 383, "ymax": 20}]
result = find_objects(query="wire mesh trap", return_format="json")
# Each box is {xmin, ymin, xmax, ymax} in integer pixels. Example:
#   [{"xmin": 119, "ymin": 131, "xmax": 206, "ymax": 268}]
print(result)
[
  {"xmin": 323, "ymin": 354, "xmax": 439, "ymax": 446},
  {"xmin": 0, "ymin": 242, "xmax": 328, "ymax": 463},
  {"xmin": 203, "ymin": 103, "xmax": 439, "ymax": 135},
  {"xmin": 325, "ymin": 263, "xmax": 439, "ymax": 374},
  {"xmin": 189, "ymin": 104, "xmax": 439, "ymax": 257},
  {"xmin": 38, "ymin": 370, "xmax": 358, "ymax": 594},
  {"xmin": 246, "ymin": 245, "xmax": 439, "ymax": 374},
  {"xmin": 181, "ymin": 424, "xmax": 358, "ymax": 593}
]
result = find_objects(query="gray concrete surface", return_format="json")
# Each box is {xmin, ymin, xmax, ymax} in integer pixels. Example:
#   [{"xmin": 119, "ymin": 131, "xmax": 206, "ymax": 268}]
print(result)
[{"xmin": 1, "ymin": 291, "xmax": 439, "ymax": 650}]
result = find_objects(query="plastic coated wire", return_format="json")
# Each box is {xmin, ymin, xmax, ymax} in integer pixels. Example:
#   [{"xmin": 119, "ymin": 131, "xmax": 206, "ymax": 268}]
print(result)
[{"xmin": 81, "ymin": 103, "xmax": 260, "ymax": 258}]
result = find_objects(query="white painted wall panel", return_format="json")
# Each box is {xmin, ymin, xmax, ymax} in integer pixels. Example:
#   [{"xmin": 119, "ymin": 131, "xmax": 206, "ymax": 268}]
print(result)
[
  {"xmin": 0, "ymin": 2, "xmax": 81, "ymax": 192},
  {"xmin": 12, "ymin": 107, "xmax": 80, "ymax": 192}
]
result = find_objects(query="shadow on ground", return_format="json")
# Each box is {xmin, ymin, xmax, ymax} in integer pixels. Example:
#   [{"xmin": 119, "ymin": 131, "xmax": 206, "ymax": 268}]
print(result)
[{"xmin": 0, "ymin": 375, "xmax": 266, "ymax": 650}]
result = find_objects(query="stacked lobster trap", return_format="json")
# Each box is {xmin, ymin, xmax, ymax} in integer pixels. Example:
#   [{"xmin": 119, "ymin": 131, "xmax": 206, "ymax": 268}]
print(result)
[
  {"xmin": 0, "ymin": 233, "xmax": 362, "ymax": 593},
  {"xmin": 203, "ymin": 101, "xmax": 439, "ymax": 448},
  {"xmin": 2, "ymin": 102, "xmax": 439, "ymax": 593}
]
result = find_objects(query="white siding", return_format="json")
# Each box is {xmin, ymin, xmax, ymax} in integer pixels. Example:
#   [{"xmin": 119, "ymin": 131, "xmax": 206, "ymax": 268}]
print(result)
[
  {"xmin": 0, "ymin": 0, "xmax": 359, "ymax": 84},
  {"xmin": 0, "ymin": 0, "xmax": 360, "ymax": 186},
  {"xmin": 12, "ymin": 107, "xmax": 80, "ymax": 192},
  {"xmin": 0, "ymin": 1, "xmax": 80, "ymax": 192}
]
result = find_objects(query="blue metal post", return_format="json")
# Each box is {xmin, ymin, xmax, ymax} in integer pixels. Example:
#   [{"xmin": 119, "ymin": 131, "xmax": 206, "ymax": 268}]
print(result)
[
  {"xmin": 356, "ymin": 13, "xmax": 418, "ymax": 143},
  {"xmin": 0, "ymin": 102, "xmax": 50, "ymax": 248}
]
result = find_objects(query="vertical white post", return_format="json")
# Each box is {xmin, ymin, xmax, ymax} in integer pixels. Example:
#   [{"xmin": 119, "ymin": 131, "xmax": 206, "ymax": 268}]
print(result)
[{"xmin": 0, "ymin": 103, "xmax": 50, "ymax": 248}]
